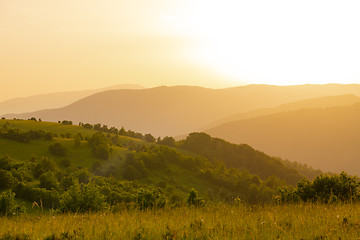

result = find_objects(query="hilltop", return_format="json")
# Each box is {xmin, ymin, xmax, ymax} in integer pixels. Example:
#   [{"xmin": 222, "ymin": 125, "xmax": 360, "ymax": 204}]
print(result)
[
  {"xmin": 0, "ymin": 84, "xmax": 144, "ymax": 115},
  {"xmin": 5, "ymin": 84, "xmax": 360, "ymax": 137}
]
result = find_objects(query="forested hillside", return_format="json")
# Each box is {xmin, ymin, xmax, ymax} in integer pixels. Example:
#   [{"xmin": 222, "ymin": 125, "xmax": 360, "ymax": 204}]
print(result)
[{"xmin": 0, "ymin": 118, "xmax": 319, "ymax": 212}]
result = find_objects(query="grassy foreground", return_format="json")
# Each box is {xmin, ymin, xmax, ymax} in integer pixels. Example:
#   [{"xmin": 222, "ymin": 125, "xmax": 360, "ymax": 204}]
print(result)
[{"xmin": 1, "ymin": 203, "xmax": 360, "ymax": 240}]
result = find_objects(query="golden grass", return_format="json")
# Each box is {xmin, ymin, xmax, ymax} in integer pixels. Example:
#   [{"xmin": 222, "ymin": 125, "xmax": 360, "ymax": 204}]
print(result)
[{"xmin": 1, "ymin": 203, "xmax": 360, "ymax": 239}]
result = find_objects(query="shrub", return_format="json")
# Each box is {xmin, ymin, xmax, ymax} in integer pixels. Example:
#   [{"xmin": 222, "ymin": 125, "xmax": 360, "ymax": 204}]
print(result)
[
  {"xmin": 59, "ymin": 182, "xmax": 108, "ymax": 213},
  {"xmin": 39, "ymin": 172, "xmax": 58, "ymax": 190},
  {"xmin": 60, "ymin": 175, "xmax": 76, "ymax": 191},
  {"xmin": 33, "ymin": 157, "xmax": 57, "ymax": 178},
  {"xmin": 0, "ymin": 191, "xmax": 25, "ymax": 216},
  {"xmin": 75, "ymin": 168, "xmax": 90, "ymax": 184},
  {"xmin": 144, "ymin": 133, "xmax": 156, "ymax": 143},
  {"xmin": 278, "ymin": 172, "xmax": 360, "ymax": 203},
  {"xmin": 61, "ymin": 120, "xmax": 72, "ymax": 125},
  {"xmin": 136, "ymin": 188, "xmax": 166, "ymax": 210},
  {"xmin": 187, "ymin": 189, "xmax": 205, "ymax": 207},
  {"xmin": 92, "ymin": 144, "xmax": 110, "ymax": 160},
  {"xmin": 49, "ymin": 143, "xmax": 67, "ymax": 157},
  {"xmin": 44, "ymin": 132, "xmax": 53, "ymax": 140},
  {"xmin": 0, "ymin": 170, "xmax": 15, "ymax": 190},
  {"xmin": 13, "ymin": 183, "xmax": 60, "ymax": 208}
]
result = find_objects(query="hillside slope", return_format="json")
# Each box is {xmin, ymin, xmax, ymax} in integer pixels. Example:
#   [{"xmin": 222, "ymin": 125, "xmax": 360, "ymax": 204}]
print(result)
[
  {"xmin": 0, "ymin": 119, "xmax": 319, "ymax": 206},
  {"xmin": 203, "ymin": 94, "xmax": 360, "ymax": 129},
  {"xmin": 6, "ymin": 84, "xmax": 360, "ymax": 137},
  {"xmin": 206, "ymin": 102, "xmax": 360, "ymax": 174},
  {"xmin": 0, "ymin": 84, "xmax": 144, "ymax": 115}
]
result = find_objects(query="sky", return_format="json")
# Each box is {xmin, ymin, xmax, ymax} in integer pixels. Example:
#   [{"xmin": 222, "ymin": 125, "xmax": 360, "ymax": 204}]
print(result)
[{"xmin": 1, "ymin": 0, "xmax": 360, "ymax": 101}]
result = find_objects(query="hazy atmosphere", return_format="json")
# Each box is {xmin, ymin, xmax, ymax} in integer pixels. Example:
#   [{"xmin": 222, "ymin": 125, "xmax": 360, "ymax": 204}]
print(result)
[
  {"xmin": 2, "ymin": 0, "xmax": 360, "ymax": 101},
  {"xmin": 2, "ymin": 1, "xmax": 360, "ymax": 239}
]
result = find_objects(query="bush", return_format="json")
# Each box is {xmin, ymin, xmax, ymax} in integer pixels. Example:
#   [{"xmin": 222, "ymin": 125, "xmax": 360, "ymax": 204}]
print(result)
[
  {"xmin": 187, "ymin": 189, "xmax": 205, "ymax": 207},
  {"xmin": 0, "ymin": 170, "xmax": 15, "ymax": 190},
  {"xmin": 92, "ymin": 144, "xmax": 110, "ymax": 160},
  {"xmin": 144, "ymin": 133, "xmax": 156, "ymax": 143},
  {"xmin": 60, "ymin": 175, "xmax": 76, "ymax": 191},
  {"xmin": 59, "ymin": 182, "xmax": 108, "ymax": 213},
  {"xmin": 278, "ymin": 172, "xmax": 360, "ymax": 203},
  {"xmin": 33, "ymin": 157, "xmax": 57, "ymax": 178},
  {"xmin": 136, "ymin": 188, "xmax": 166, "ymax": 210},
  {"xmin": 39, "ymin": 172, "xmax": 58, "ymax": 190},
  {"xmin": 13, "ymin": 183, "xmax": 60, "ymax": 208},
  {"xmin": 0, "ymin": 191, "xmax": 25, "ymax": 216},
  {"xmin": 88, "ymin": 133, "xmax": 110, "ymax": 160},
  {"xmin": 61, "ymin": 120, "xmax": 72, "ymax": 125},
  {"xmin": 49, "ymin": 143, "xmax": 67, "ymax": 157}
]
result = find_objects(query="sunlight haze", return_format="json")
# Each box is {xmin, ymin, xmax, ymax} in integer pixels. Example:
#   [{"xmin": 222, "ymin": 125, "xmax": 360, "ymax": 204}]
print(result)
[{"xmin": 1, "ymin": 0, "xmax": 360, "ymax": 101}]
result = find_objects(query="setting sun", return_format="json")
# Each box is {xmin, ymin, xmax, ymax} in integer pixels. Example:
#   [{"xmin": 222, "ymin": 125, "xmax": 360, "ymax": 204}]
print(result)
[{"xmin": 162, "ymin": 0, "xmax": 360, "ymax": 85}]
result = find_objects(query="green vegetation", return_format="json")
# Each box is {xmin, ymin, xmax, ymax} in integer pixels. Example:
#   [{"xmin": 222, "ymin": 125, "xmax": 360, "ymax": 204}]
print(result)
[
  {"xmin": 1, "ymin": 118, "xmax": 360, "ymax": 239},
  {"xmin": 179, "ymin": 132, "xmax": 304, "ymax": 185},
  {"xmin": 0, "ymin": 119, "xmax": 303, "ymax": 208},
  {"xmin": 278, "ymin": 172, "xmax": 360, "ymax": 203}
]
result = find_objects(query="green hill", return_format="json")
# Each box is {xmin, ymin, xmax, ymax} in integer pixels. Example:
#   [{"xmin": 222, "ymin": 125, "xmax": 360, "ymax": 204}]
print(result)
[{"xmin": 0, "ymin": 118, "xmax": 318, "ymax": 212}]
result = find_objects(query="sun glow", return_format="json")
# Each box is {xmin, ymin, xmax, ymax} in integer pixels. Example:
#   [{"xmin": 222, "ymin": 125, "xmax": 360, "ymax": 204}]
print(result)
[
  {"xmin": 2, "ymin": 0, "xmax": 360, "ymax": 101},
  {"xmin": 163, "ymin": 0, "xmax": 360, "ymax": 85}
]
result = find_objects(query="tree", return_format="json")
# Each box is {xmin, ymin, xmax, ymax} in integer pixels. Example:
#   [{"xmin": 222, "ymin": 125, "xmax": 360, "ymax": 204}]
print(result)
[
  {"xmin": 92, "ymin": 144, "xmax": 110, "ymax": 160},
  {"xmin": 49, "ymin": 143, "xmax": 67, "ymax": 157},
  {"xmin": 60, "ymin": 175, "xmax": 76, "ymax": 191},
  {"xmin": 88, "ymin": 132, "xmax": 110, "ymax": 160},
  {"xmin": 59, "ymin": 182, "xmax": 108, "ymax": 213},
  {"xmin": 0, "ymin": 191, "xmax": 25, "ymax": 216},
  {"xmin": 0, "ymin": 170, "xmax": 14, "ymax": 190},
  {"xmin": 61, "ymin": 120, "xmax": 72, "ymax": 125},
  {"xmin": 144, "ymin": 133, "xmax": 156, "ymax": 143},
  {"xmin": 158, "ymin": 136, "xmax": 176, "ymax": 147},
  {"xmin": 83, "ymin": 123, "xmax": 93, "ymax": 129},
  {"xmin": 33, "ymin": 157, "xmax": 57, "ymax": 178},
  {"xmin": 39, "ymin": 172, "xmax": 58, "ymax": 190}
]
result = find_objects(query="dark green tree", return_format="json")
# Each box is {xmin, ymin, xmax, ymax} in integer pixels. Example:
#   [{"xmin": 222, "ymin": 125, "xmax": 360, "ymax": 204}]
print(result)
[
  {"xmin": 39, "ymin": 172, "xmax": 58, "ymax": 190},
  {"xmin": 49, "ymin": 143, "xmax": 67, "ymax": 157}
]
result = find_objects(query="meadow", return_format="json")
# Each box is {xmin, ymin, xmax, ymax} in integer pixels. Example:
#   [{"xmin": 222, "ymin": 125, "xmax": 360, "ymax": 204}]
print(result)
[
  {"xmin": 1, "ymin": 203, "xmax": 359, "ymax": 240},
  {"xmin": 1, "ymin": 119, "xmax": 359, "ymax": 239}
]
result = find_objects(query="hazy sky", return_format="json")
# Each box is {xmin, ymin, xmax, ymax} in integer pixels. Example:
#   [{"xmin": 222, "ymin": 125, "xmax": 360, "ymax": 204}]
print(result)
[{"xmin": 1, "ymin": 0, "xmax": 360, "ymax": 101}]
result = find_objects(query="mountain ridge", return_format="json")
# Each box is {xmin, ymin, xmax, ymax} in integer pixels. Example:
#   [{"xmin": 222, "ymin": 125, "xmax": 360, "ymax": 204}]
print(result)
[
  {"xmin": 206, "ymin": 102, "xmax": 360, "ymax": 174},
  {"xmin": 0, "ymin": 83, "xmax": 144, "ymax": 115},
  {"xmin": 5, "ymin": 84, "xmax": 360, "ymax": 137}
]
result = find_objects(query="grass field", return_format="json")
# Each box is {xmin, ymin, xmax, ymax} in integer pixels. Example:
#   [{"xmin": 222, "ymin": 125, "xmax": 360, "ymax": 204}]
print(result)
[{"xmin": 1, "ymin": 203, "xmax": 359, "ymax": 239}]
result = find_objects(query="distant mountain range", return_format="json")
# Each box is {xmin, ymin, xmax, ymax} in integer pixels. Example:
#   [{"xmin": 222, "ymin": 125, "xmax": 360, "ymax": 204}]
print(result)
[
  {"xmin": 203, "ymin": 94, "xmax": 360, "ymax": 129},
  {"xmin": 5, "ymin": 84, "xmax": 360, "ymax": 138},
  {"xmin": 0, "ymin": 84, "xmax": 144, "ymax": 115},
  {"xmin": 4, "ymin": 83, "xmax": 360, "ymax": 174},
  {"xmin": 206, "ymin": 102, "xmax": 360, "ymax": 174}
]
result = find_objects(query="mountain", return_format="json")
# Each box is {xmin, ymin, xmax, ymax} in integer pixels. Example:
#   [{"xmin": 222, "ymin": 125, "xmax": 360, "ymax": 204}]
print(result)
[
  {"xmin": 5, "ymin": 84, "xmax": 360, "ymax": 137},
  {"xmin": 203, "ymin": 94, "xmax": 360, "ymax": 129},
  {"xmin": 0, "ymin": 84, "xmax": 144, "ymax": 115},
  {"xmin": 206, "ymin": 102, "xmax": 360, "ymax": 175}
]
